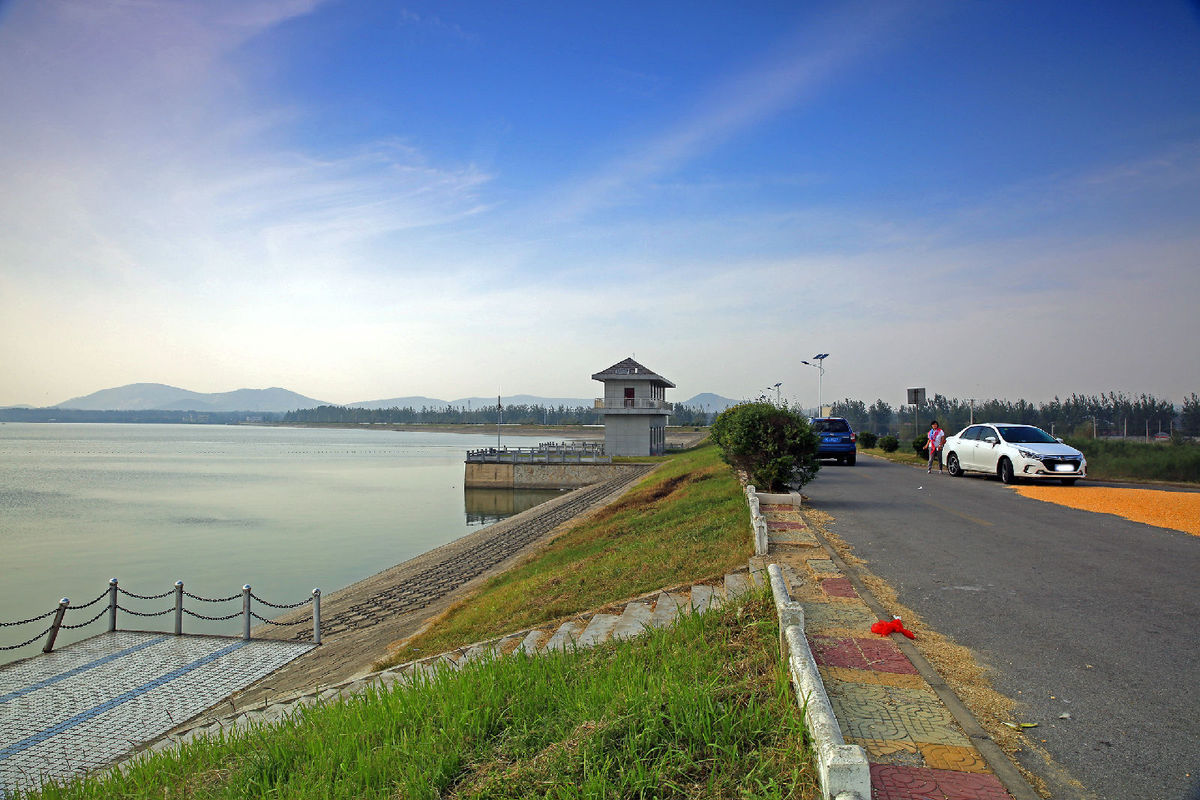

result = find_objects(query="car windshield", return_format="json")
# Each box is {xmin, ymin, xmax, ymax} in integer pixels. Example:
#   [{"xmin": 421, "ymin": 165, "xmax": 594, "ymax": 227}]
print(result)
[
  {"xmin": 996, "ymin": 425, "xmax": 1058, "ymax": 444},
  {"xmin": 811, "ymin": 419, "xmax": 850, "ymax": 433}
]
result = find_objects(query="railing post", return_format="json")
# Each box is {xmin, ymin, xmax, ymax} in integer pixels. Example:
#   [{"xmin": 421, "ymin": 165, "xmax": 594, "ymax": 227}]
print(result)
[
  {"xmin": 43, "ymin": 598, "xmax": 69, "ymax": 653},
  {"xmin": 242, "ymin": 584, "xmax": 252, "ymax": 640},
  {"xmin": 174, "ymin": 581, "xmax": 184, "ymax": 635},
  {"xmin": 312, "ymin": 588, "xmax": 322, "ymax": 645},
  {"xmin": 108, "ymin": 578, "xmax": 118, "ymax": 632}
]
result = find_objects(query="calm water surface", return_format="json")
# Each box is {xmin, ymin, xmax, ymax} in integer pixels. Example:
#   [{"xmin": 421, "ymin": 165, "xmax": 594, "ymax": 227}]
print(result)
[{"xmin": 0, "ymin": 423, "xmax": 553, "ymax": 662}]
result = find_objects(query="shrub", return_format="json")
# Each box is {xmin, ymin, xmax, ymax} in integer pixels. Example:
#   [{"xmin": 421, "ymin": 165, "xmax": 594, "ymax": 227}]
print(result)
[
  {"xmin": 858, "ymin": 431, "xmax": 878, "ymax": 450},
  {"xmin": 912, "ymin": 436, "xmax": 928, "ymax": 456},
  {"xmin": 710, "ymin": 402, "xmax": 820, "ymax": 490},
  {"xmin": 879, "ymin": 435, "xmax": 899, "ymax": 453}
]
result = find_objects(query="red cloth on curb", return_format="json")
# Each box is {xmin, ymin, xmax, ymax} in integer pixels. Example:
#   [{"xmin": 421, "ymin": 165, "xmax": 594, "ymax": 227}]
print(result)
[{"xmin": 871, "ymin": 617, "xmax": 916, "ymax": 639}]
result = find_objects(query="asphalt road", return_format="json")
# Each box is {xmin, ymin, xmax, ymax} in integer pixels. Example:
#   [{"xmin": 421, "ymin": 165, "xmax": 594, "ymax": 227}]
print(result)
[{"xmin": 803, "ymin": 454, "xmax": 1200, "ymax": 800}]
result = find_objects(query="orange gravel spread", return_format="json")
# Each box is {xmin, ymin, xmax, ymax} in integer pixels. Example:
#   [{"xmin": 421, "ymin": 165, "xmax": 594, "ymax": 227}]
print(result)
[{"xmin": 1013, "ymin": 485, "xmax": 1200, "ymax": 536}]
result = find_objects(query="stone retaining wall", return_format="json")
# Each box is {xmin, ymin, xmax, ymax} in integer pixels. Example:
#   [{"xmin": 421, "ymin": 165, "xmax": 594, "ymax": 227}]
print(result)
[{"xmin": 465, "ymin": 462, "xmax": 645, "ymax": 489}]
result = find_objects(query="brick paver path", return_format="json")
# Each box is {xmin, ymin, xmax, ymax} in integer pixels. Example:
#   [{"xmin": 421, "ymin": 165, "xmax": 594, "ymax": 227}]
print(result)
[
  {"xmin": 759, "ymin": 502, "xmax": 1021, "ymax": 800},
  {"xmin": 0, "ymin": 631, "xmax": 312, "ymax": 795}
]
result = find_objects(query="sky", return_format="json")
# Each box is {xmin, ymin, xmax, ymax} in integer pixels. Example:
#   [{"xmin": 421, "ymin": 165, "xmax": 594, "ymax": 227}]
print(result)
[{"xmin": 2, "ymin": 0, "xmax": 1198, "ymax": 410}]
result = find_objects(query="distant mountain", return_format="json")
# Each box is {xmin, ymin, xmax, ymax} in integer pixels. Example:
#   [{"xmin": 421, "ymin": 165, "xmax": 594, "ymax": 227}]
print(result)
[
  {"xmin": 682, "ymin": 393, "xmax": 736, "ymax": 412},
  {"xmin": 44, "ymin": 383, "xmax": 727, "ymax": 415},
  {"xmin": 54, "ymin": 383, "xmax": 328, "ymax": 413}
]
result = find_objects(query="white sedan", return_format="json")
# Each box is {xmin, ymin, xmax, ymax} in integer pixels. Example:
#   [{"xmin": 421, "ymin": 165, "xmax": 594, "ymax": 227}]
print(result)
[{"xmin": 943, "ymin": 423, "xmax": 1086, "ymax": 485}]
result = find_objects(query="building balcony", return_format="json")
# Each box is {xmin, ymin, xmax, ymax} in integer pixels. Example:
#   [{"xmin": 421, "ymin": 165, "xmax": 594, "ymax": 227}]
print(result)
[{"xmin": 594, "ymin": 398, "xmax": 674, "ymax": 413}]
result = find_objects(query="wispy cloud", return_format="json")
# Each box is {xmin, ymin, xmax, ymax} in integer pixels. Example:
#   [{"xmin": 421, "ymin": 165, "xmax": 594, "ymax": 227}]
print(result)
[
  {"xmin": 539, "ymin": 4, "xmax": 914, "ymax": 222},
  {"xmin": 0, "ymin": 0, "xmax": 491, "ymax": 292}
]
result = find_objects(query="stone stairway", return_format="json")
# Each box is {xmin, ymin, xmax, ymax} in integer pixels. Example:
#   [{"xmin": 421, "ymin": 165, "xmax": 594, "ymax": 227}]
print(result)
[{"xmin": 143, "ymin": 565, "xmax": 766, "ymax": 757}]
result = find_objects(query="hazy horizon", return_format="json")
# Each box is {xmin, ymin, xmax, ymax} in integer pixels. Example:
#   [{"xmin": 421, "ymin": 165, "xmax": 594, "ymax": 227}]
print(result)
[{"xmin": 2, "ymin": 2, "xmax": 1197, "ymax": 410}]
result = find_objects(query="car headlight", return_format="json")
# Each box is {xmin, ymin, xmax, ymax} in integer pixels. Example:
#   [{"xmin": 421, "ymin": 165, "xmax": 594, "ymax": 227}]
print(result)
[{"xmin": 1017, "ymin": 448, "xmax": 1039, "ymax": 460}]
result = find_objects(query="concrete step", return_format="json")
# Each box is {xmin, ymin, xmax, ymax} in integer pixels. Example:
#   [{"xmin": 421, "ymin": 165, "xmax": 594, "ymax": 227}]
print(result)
[
  {"xmin": 725, "ymin": 571, "xmax": 751, "ymax": 600},
  {"xmin": 649, "ymin": 591, "xmax": 686, "ymax": 628},
  {"xmin": 610, "ymin": 600, "xmax": 654, "ymax": 641},
  {"xmin": 577, "ymin": 613, "xmax": 621, "ymax": 648},
  {"xmin": 690, "ymin": 583, "xmax": 717, "ymax": 612},
  {"xmin": 516, "ymin": 628, "xmax": 550, "ymax": 655},
  {"xmin": 544, "ymin": 619, "xmax": 586, "ymax": 652}
]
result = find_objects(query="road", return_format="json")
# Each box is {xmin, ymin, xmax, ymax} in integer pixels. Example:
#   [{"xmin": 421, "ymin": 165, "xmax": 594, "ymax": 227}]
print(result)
[{"xmin": 803, "ymin": 454, "xmax": 1200, "ymax": 800}]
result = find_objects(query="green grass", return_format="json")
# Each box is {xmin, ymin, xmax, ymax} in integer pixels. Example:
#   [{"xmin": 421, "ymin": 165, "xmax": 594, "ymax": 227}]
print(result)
[
  {"xmin": 386, "ymin": 444, "xmax": 752, "ymax": 665},
  {"xmin": 858, "ymin": 446, "xmax": 925, "ymax": 467},
  {"xmin": 1063, "ymin": 437, "xmax": 1200, "ymax": 484},
  {"xmin": 27, "ymin": 592, "xmax": 818, "ymax": 800}
]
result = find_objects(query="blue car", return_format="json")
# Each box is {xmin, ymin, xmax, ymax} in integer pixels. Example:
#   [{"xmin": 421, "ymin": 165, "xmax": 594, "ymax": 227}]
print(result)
[{"xmin": 810, "ymin": 417, "xmax": 857, "ymax": 465}]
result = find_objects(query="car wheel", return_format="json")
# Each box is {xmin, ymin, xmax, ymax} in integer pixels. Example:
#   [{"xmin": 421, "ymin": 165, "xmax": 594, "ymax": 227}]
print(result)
[
  {"xmin": 846, "ymin": 453, "xmax": 856, "ymax": 466},
  {"xmin": 998, "ymin": 457, "xmax": 1016, "ymax": 484},
  {"xmin": 947, "ymin": 453, "xmax": 962, "ymax": 477},
  {"xmin": 1061, "ymin": 478, "xmax": 1078, "ymax": 486}
]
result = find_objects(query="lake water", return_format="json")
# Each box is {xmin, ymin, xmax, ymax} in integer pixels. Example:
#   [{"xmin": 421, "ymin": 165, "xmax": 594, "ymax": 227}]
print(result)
[{"xmin": 0, "ymin": 423, "xmax": 556, "ymax": 662}]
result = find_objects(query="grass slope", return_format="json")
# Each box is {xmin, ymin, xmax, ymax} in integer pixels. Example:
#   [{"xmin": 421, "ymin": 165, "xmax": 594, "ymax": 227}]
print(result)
[
  {"xmin": 384, "ymin": 444, "xmax": 752, "ymax": 666},
  {"xmin": 28, "ymin": 593, "xmax": 817, "ymax": 800}
]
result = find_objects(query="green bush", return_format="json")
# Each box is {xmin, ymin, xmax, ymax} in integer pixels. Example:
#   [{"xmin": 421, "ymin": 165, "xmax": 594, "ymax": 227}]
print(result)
[
  {"xmin": 879, "ymin": 435, "xmax": 899, "ymax": 453},
  {"xmin": 710, "ymin": 402, "xmax": 820, "ymax": 490},
  {"xmin": 858, "ymin": 431, "xmax": 878, "ymax": 450},
  {"xmin": 912, "ymin": 436, "xmax": 928, "ymax": 456}
]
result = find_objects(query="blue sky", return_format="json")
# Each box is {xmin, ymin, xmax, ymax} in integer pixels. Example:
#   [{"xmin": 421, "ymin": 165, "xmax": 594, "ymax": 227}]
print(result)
[{"xmin": 1, "ymin": 0, "xmax": 1198, "ymax": 409}]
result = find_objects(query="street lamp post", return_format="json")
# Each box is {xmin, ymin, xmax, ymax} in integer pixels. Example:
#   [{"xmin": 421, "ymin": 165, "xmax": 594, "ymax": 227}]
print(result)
[
  {"xmin": 766, "ymin": 382, "xmax": 782, "ymax": 405},
  {"xmin": 800, "ymin": 354, "xmax": 829, "ymax": 415}
]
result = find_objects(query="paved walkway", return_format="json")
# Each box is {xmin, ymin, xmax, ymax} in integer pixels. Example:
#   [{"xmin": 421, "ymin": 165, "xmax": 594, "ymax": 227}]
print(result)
[
  {"xmin": 756, "ymin": 502, "xmax": 1033, "ymax": 800},
  {"xmin": 0, "ymin": 631, "xmax": 313, "ymax": 796}
]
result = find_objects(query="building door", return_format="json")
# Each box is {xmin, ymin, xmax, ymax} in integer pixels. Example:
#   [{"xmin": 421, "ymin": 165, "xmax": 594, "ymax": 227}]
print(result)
[{"xmin": 624, "ymin": 387, "xmax": 634, "ymax": 408}]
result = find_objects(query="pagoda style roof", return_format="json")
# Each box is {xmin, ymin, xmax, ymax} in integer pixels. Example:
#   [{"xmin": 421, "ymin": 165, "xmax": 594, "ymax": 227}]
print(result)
[{"xmin": 591, "ymin": 358, "xmax": 676, "ymax": 388}]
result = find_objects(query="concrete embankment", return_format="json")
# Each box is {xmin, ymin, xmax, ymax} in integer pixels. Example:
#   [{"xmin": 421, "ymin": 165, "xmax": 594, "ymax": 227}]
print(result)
[{"xmin": 221, "ymin": 466, "xmax": 655, "ymax": 713}]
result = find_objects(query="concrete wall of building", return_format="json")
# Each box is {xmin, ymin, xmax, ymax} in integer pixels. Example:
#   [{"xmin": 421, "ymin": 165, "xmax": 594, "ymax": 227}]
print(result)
[
  {"xmin": 604, "ymin": 415, "xmax": 647, "ymax": 457},
  {"xmin": 465, "ymin": 462, "xmax": 645, "ymax": 488}
]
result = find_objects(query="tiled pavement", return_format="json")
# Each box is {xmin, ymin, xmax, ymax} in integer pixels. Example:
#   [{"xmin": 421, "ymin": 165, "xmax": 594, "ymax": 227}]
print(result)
[
  {"xmin": 756, "ymin": 502, "xmax": 1021, "ymax": 800},
  {"xmin": 0, "ymin": 631, "xmax": 313, "ymax": 796}
]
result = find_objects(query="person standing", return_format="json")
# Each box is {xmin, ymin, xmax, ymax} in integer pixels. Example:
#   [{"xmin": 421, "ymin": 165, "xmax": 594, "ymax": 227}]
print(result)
[{"xmin": 927, "ymin": 420, "xmax": 946, "ymax": 473}]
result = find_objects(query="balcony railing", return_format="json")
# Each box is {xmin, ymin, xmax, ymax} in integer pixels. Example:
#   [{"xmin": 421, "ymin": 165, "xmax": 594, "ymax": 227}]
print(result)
[
  {"xmin": 466, "ymin": 444, "xmax": 611, "ymax": 464},
  {"xmin": 593, "ymin": 398, "xmax": 674, "ymax": 411}
]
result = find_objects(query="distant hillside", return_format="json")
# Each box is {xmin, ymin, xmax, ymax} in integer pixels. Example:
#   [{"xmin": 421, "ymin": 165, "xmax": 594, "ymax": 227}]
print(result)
[
  {"xmin": 683, "ymin": 393, "xmax": 736, "ymax": 412},
  {"xmin": 54, "ymin": 383, "xmax": 328, "ymax": 413},
  {"xmin": 40, "ymin": 384, "xmax": 726, "ymax": 416}
]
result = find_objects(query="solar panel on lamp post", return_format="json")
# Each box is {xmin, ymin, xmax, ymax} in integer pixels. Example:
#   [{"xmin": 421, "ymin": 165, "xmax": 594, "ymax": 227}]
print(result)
[{"xmin": 800, "ymin": 354, "xmax": 829, "ymax": 416}]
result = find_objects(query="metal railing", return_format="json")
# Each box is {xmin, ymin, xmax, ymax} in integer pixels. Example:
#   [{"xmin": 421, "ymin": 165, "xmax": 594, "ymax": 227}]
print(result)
[
  {"xmin": 1, "ymin": 579, "xmax": 322, "ymax": 654},
  {"xmin": 466, "ymin": 442, "xmax": 610, "ymax": 464},
  {"xmin": 593, "ymin": 398, "xmax": 673, "ymax": 411}
]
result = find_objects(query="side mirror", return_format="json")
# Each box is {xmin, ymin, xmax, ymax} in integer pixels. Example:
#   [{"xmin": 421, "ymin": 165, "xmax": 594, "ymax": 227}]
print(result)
[
  {"xmin": 1056, "ymin": 437, "xmax": 1064, "ymax": 443},
  {"xmin": 984, "ymin": 436, "xmax": 998, "ymax": 445}
]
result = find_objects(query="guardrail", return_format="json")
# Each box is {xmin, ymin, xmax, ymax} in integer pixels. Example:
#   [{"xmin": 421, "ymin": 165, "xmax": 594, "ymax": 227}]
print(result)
[
  {"xmin": 1, "ymin": 579, "xmax": 322, "ymax": 654},
  {"xmin": 593, "ymin": 398, "xmax": 673, "ymax": 411},
  {"xmin": 466, "ymin": 444, "xmax": 611, "ymax": 464}
]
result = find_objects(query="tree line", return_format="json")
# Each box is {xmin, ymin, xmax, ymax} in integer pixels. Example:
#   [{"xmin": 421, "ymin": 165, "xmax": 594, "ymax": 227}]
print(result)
[
  {"xmin": 826, "ymin": 392, "xmax": 1200, "ymax": 437},
  {"xmin": 281, "ymin": 403, "xmax": 714, "ymax": 426}
]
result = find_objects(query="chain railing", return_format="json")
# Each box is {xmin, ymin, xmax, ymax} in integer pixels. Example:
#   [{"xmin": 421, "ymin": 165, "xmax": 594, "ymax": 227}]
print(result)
[{"xmin": 0, "ymin": 579, "xmax": 322, "ymax": 654}]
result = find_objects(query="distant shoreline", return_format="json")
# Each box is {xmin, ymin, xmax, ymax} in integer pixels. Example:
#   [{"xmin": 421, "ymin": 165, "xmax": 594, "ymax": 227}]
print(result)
[{"xmin": 272, "ymin": 421, "xmax": 605, "ymax": 438}]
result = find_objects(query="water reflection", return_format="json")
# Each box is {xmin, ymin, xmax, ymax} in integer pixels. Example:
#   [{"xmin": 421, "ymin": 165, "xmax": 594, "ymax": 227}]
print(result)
[{"xmin": 463, "ymin": 487, "xmax": 566, "ymax": 526}]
